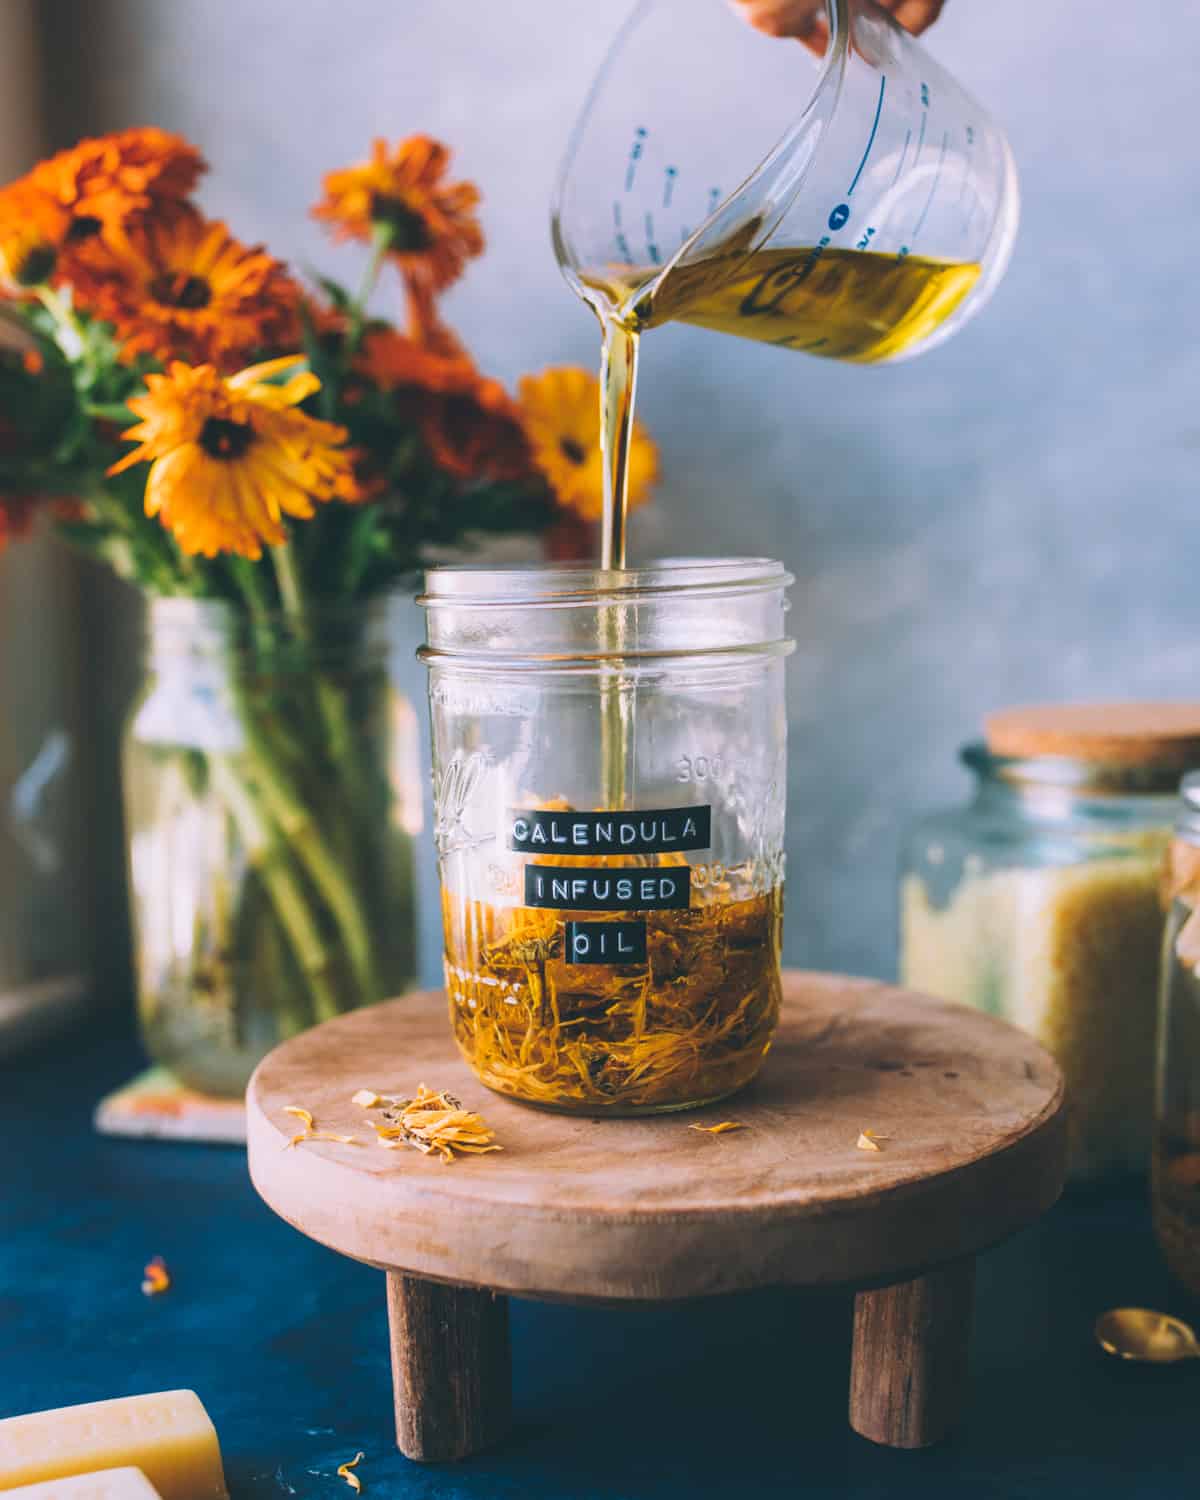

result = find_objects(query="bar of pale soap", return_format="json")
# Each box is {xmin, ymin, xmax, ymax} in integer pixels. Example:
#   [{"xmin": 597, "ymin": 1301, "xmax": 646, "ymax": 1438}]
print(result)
[
  {"xmin": 5, "ymin": 1469, "xmax": 163, "ymax": 1499},
  {"xmin": 0, "ymin": 1392, "xmax": 226, "ymax": 1499}
]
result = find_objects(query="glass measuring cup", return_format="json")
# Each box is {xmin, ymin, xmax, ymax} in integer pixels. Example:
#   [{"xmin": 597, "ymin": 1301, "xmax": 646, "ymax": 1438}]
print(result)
[{"xmin": 553, "ymin": 0, "xmax": 1019, "ymax": 363}]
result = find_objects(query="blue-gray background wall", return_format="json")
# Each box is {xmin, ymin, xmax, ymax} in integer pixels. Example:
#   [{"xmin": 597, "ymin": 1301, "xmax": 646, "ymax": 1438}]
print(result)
[{"xmin": 37, "ymin": 0, "xmax": 1200, "ymax": 987}]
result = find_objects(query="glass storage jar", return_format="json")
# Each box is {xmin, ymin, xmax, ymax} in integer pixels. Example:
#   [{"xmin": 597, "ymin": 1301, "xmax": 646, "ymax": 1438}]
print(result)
[
  {"xmin": 419, "ymin": 558, "xmax": 793, "ymax": 1115},
  {"xmin": 1154, "ymin": 773, "xmax": 1200, "ymax": 1294},
  {"xmin": 124, "ymin": 595, "xmax": 420, "ymax": 1096},
  {"xmin": 900, "ymin": 705, "xmax": 1200, "ymax": 1181}
]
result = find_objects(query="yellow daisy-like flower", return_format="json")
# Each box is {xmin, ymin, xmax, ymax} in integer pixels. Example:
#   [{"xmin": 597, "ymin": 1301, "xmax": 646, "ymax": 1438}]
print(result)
[
  {"xmin": 81, "ymin": 208, "xmax": 300, "ymax": 370},
  {"xmin": 313, "ymin": 136, "xmax": 484, "ymax": 294},
  {"xmin": 109, "ymin": 358, "xmax": 359, "ymax": 559},
  {"xmin": 518, "ymin": 367, "xmax": 658, "ymax": 522}
]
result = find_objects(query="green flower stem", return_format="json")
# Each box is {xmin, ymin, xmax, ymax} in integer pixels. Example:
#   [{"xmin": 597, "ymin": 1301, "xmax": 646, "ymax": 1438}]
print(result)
[
  {"xmin": 227, "ymin": 549, "xmax": 389, "ymax": 1010},
  {"xmin": 209, "ymin": 758, "xmax": 346, "ymax": 1023},
  {"xmin": 270, "ymin": 541, "xmax": 350, "ymax": 758},
  {"xmin": 347, "ymin": 233, "xmax": 390, "ymax": 352},
  {"xmin": 240, "ymin": 725, "xmax": 383, "ymax": 1005},
  {"xmin": 34, "ymin": 285, "xmax": 86, "ymax": 362},
  {"xmin": 229, "ymin": 554, "xmax": 275, "ymax": 618},
  {"xmin": 254, "ymin": 889, "xmax": 316, "ymax": 1040},
  {"xmin": 232, "ymin": 864, "xmax": 315, "ymax": 1040}
]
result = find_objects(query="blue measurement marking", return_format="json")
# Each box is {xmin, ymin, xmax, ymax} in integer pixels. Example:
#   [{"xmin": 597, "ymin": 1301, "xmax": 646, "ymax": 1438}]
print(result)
[
  {"xmin": 708, "ymin": 187, "xmax": 722, "ymax": 212},
  {"xmin": 957, "ymin": 125, "xmax": 974, "ymax": 206},
  {"xmin": 890, "ymin": 126, "xmax": 912, "ymax": 189},
  {"xmin": 663, "ymin": 167, "xmax": 678, "ymax": 209},
  {"xmin": 916, "ymin": 110, "xmax": 927, "ymax": 160},
  {"xmin": 645, "ymin": 212, "xmax": 661, "ymax": 265},
  {"xmin": 612, "ymin": 200, "xmax": 632, "ymax": 263},
  {"xmin": 912, "ymin": 130, "xmax": 950, "ymax": 240},
  {"xmin": 848, "ymin": 75, "xmax": 886, "ymax": 196},
  {"xmin": 625, "ymin": 127, "xmax": 648, "ymax": 192}
]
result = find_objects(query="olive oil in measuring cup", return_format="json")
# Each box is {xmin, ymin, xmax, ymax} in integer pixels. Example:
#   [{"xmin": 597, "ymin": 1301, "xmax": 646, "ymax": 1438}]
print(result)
[
  {"xmin": 586, "ymin": 242, "xmax": 982, "ymax": 567},
  {"xmin": 588, "ymin": 245, "xmax": 982, "ymax": 364},
  {"xmin": 554, "ymin": 0, "xmax": 1020, "ymax": 568}
]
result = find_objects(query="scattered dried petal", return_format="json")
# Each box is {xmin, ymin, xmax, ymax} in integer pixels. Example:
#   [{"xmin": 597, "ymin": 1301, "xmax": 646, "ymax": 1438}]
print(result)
[
  {"xmin": 856, "ymin": 1132, "xmax": 882, "ymax": 1152},
  {"xmin": 688, "ymin": 1121, "xmax": 745, "ymax": 1135},
  {"xmin": 336, "ymin": 1452, "xmax": 364, "ymax": 1492},
  {"xmin": 366, "ymin": 1084, "xmax": 500, "ymax": 1162},
  {"xmin": 352, "ymin": 1089, "xmax": 382, "ymax": 1108},
  {"xmin": 141, "ymin": 1256, "xmax": 170, "ymax": 1296},
  {"xmin": 280, "ymin": 1103, "xmax": 359, "ymax": 1149}
]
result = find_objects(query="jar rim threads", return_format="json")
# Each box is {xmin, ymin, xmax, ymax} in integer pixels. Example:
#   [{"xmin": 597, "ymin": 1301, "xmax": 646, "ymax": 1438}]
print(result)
[{"xmin": 419, "ymin": 556, "xmax": 795, "ymax": 670}]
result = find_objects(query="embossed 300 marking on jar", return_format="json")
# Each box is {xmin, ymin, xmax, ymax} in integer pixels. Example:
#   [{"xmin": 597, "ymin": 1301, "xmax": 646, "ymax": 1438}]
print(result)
[{"xmin": 419, "ymin": 559, "xmax": 793, "ymax": 1114}]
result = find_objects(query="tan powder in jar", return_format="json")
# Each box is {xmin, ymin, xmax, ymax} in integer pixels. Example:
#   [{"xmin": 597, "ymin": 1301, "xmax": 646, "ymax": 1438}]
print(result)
[{"xmin": 901, "ymin": 847, "xmax": 1166, "ymax": 1178}]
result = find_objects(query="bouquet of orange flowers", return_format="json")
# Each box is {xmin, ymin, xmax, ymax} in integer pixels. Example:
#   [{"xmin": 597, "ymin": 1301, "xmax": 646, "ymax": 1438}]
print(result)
[
  {"xmin": 0, "ymin": 127, "xmax": 659, "ymax": 583},
  {"xmin": 0, "ymin": 128, "xmax": 659, "ymax": 1081}
]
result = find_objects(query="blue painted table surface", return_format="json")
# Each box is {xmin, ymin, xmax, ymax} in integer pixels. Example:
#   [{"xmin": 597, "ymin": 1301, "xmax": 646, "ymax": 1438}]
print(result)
[{"xmin": 3, "ymin": 1024, "xmax": 1200, "ymax": 1500}]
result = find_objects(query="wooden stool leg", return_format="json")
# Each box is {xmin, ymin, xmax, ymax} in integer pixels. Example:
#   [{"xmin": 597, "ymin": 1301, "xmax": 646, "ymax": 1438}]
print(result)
[
  {"xmin": 385, "ymin": 1272, "xmax": 512, "ymax": 1462},
  {"xmin": 848, "ymin": 1257, "xmax": 975, "ymax": 1449}
]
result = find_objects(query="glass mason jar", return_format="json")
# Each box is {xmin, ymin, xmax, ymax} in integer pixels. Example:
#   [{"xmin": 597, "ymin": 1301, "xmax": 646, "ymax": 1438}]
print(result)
[
  {"xmin": 419, "ymin": 558, "xmax": 792, "ymax": 1115},
  {"xmin": 124, "ymin": 595, "xmax": 420, "ymax": 1096},
  {"xmin": 900, "ymin": 720, "xmax": 1184, "ymax": 1182},
  {"xmin": 1155, "ymin": 774, "xmax": 1200, "ymax": 1295}
]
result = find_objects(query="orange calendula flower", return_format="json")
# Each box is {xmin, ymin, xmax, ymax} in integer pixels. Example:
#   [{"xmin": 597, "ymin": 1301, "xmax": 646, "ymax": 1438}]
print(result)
[
  {"xmin": 360, "ymin": 329, "xmax": 531, "ymax": 483},
  {"xmin": 518, "ymin": 367, "xmax": 658, "ymax": 522},
  {"xmin": 314, "ymin": 136, "xmax": 484, "ymax": 293},
  {"xmin": 358, "ymin": 326, "xmax": 476, "ymax": 395},
  {"xmin": 81, "ymin": 209, "xmax": 300, "ymax": 369},
  {"xmin": 0, "ymin": 183, "xmax": 68, "ymax": 291},
  {"xmin": 109, "ymin": 357, "xmax": 359, "ymax": 559},
  {"xmin": 28, "ymin": 127, "xmax": 205, "ymax": 246},
  {"xmin": 418, "ymin": 377, "xmax": 533, "ymax": 485}
]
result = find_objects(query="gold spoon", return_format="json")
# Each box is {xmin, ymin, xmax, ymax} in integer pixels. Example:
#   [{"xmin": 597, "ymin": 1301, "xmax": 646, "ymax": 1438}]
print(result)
[{"xmin": 1095, "ymin": 1307, "xmax": 1200, "ymax": 1364}]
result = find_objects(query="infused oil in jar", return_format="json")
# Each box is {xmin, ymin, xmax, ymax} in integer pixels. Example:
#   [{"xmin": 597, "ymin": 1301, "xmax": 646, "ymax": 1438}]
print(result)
[{"xmin": 420, "ymin": 559, "xmax": 792, "ymax": 1115}]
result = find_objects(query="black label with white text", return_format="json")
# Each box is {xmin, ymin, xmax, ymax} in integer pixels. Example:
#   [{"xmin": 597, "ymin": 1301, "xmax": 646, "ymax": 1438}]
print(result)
[
  {"xmin": 509, "ymin": 806, "xmax": 711, "ymax": 856},
  {"xmin": 565, "ymin": 920, "xmax": 647, "ymax": 965},
  {"xmin": 524, "ymin": 864, "xmax": 691, "ymax": 911}
]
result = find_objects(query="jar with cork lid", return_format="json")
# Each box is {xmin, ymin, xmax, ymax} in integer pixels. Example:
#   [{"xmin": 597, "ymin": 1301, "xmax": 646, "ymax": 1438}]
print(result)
[{"xmin": 899, "ymin": 704, "xmax": 1200, "ymax": 1181}]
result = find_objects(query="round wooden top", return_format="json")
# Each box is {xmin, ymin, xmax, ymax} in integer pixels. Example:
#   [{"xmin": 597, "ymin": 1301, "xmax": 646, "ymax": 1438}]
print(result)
[
  {"xmin": 247, "ymin": 974, "xmax": 1066, "ymax": 1302},
  {"xmin": 985, "ymin": 702, "xmax": 1200, "ymax": 767}
]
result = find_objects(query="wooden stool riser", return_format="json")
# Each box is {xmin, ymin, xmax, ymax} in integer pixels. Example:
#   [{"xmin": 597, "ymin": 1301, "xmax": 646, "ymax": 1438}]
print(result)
[{"xmin": 247, "ymin": 976, "xmax": 1066, "ymax": 1461}]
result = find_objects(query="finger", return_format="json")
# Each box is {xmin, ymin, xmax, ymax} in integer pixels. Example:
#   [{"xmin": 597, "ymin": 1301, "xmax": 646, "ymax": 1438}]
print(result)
[
  {"xmin": 883, "ymin": 0, "xmax": 947, "ymax": 35},
  {"xmin": 728, "ymin": 0, "xmax": 826, "ymax": 40}
]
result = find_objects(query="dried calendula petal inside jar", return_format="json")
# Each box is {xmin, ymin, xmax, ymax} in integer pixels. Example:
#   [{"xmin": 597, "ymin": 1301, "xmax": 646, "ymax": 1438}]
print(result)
[{"xmin": 442, "ymin": 878, "xmax": 783, "ymax": 1114}]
